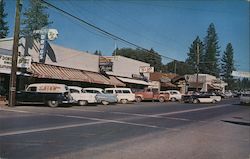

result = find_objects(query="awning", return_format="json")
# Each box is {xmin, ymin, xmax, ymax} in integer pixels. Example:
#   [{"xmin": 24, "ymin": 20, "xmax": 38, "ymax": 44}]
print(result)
[
  {"xmin": 208, "ymin": 84, "xmax": 222, "ymax": 90},
  {"xmin": 117, "ymin": 77, "xmax": 151, "ymax": 85},
  {"xmin": 0, "ymin": 68, "xmax": 31, "ymax": 76},
  {"xmin": 161, "ymin": 82, "xmax": 176, "ymax": 88},
  {"xmin": 30, "ymin": 63, "xmax": 125, "ymax": 86}
]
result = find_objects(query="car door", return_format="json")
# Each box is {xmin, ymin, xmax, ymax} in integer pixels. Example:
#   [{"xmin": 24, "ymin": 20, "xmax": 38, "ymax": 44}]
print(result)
[
  {"xmin": 144, "ymin": 88, "xmax": 153, "ymax": 99},
  {"xmin": 82, "ymin": 89, "xmax": 96, "ymax": 103},
  {"xmin": 25, "ymin": 86, "xmax": 41, "ymax": 103}
]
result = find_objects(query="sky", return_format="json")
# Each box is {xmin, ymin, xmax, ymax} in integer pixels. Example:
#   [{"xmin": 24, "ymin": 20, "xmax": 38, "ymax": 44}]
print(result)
[{"xmin": 4, "ymin": 0, "xmax": 250, "ymax": 72}]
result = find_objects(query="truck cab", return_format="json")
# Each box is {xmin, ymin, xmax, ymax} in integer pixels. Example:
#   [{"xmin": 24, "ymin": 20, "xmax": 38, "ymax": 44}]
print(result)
[{"xmin": 135, "ymin": 88, "xmax": 169, "ymax": 102}]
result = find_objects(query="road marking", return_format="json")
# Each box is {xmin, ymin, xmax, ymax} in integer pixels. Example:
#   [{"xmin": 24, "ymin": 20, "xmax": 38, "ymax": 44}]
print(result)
[
  {"xmin": 112, "ymin": 111, "xmax": 192, "ymax": 121},
  {"xmin": 0, "ymin": 108, "xmax": 30, "ymax": 114},
  {"xmin": 0, "ymin": 121, "xmax": 106, "ymax": 137},
  {"xmin": 154, "ymin": 104, "xmax": 231, "ymax": 116},
  {"xmin": 52, "ymin": 114, "xmax": 165, "ymax": 129}
]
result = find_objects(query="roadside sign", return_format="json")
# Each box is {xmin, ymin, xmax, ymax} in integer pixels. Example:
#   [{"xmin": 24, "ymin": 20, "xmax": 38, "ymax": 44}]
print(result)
[{"xmin": 139, "ymin": 66, "xmax": 154, "ymax": 73}]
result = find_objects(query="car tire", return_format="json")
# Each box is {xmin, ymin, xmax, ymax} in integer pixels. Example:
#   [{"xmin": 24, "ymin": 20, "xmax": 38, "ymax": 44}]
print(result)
[
  {"xmin": 101, "ymin": 101, "xmax": 109, "ymax": 105},
  {"xmin": 47, "ymin": 100, "xmax": 59, "ymax": 107},
  {"xmin": 159, "ymin": 97, "xmax": 165, "ymax": 103},
  {"xmin": 171, "ymin": 98, "xmax": 176, "ymax": 102},
  {"xmin": 193, "ymin": 99, "xmax": 199, "ymax": 104},
  {"xmin": 212, "ymin": 100, "xmax": 216, "ymax": 104},
  {"xmin": 135, "ymin": 97, "xmax": 142, "ymax": 102},
  {"xmin": 78, "ymin": 100, "xmax": 88, "ymax": 106},
  {"xmin": 121, "ymin": 99, "xmax": 128, "ymax": 104}
]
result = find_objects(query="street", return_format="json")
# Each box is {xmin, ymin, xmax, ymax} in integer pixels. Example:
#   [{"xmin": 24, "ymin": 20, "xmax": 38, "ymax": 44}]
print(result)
[{"xmin": 0, "ymin": 98, "xmax": 249, "ymax": 159}]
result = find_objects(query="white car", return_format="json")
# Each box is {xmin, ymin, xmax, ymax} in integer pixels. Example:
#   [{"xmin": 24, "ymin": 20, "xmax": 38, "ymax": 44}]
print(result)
[
  {"xmin": 240, "ymin": 93, "xmax": 250, "ymax": 105},
  {"xmin": 68, "ymin": 86, "xmax": 96, "ymax": 106},
  {"xmin": 165, "ymin": 90, "xmax": 182, "ymax": 102},
  {"xmin": 82, "ymin": 88, "xmax": 118, "ymax": 105},
  {"xmin": 105, "ymin": 88, "xmax": 135, "ymax": 104}
]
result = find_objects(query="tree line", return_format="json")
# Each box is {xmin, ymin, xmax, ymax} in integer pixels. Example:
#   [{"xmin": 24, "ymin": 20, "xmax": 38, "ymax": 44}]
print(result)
[{"xmin": 0, "ymin": 0, "xmax": 248, "ymax": 90}]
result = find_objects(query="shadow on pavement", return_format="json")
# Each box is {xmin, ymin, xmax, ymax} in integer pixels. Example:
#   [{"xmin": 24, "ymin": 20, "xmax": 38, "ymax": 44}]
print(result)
[{"xmin": 221, "ymin": 120, "xmax": 250, "ymax": 126}]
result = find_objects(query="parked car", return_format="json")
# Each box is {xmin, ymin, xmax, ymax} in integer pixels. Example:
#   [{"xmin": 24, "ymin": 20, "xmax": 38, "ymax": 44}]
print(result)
[
  {"xmin": 104, "ymin": 88, "xmax": 135, "ymax": 104},
  {"xmin": 182, "ymin": 93, "xmax": 221, "ymax": 104},
  {"xmin": 68, "ymin": 86, "xmax": 97, "ymax": 106},
  {"xmin": 240, "ymin": 93, "xmax": 250, "ymax": 105},
  {"xmin": 163, "ymin": 90, "xmax": 182, "ymax": 102},
  {"xmin": 224, "ymin": 91, "xmax": 233, "ymax": 98},
  {"xmin": 135, "ymin": 88, "xmax": 169, "ymax": 102},
  {"xmin": 82, "ymin": 88, "xmax": 118, "ymax": 105},
  {"xmin": 14, "ymin": 83, "xmax": 73, "ymax": 107}
]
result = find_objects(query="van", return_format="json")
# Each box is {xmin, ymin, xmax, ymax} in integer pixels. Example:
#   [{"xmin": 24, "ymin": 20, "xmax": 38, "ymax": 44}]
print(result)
[
  {"xmin": 15, "ymin": 83, "xmax": 73, "ymax": 107},
  {"xmin": 105, "ymin": 88, "xmax": 135, "ymax": 104}
]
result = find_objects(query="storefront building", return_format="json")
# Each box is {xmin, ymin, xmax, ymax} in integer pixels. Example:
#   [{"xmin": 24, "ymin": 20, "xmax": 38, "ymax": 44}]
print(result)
[
  {"xmin": 185, "ymin": 74, "xmax": 227, "ymax": 93},
  {"xmin": 0, "ymin": 37, "xmax": 152, "ymax": 95}
]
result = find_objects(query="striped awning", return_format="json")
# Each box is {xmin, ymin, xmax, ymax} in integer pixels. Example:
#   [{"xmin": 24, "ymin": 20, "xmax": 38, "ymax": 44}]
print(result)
[{"xmin": 30, "ymin": 63, "xmax": 125, "ymax": 86}]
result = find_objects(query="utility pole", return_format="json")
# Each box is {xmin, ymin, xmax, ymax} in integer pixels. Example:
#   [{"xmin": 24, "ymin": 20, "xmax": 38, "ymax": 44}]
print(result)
[
  {"xmin": 196, "ymin": 43, "xmax": 199, "ymax": 92},
  {"xmin": 174, "ymin": 60, "xmax": 177, "ymax": 74},
  {"xmin": 9, "ymin": 0, "xmax": 22, "ymax": 107}
]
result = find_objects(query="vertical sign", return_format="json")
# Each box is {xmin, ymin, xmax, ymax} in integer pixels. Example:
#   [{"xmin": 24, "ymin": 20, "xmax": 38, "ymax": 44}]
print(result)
[{"xmin": 39, "ymin": 33, "xmax": 47, "ymax": 63}]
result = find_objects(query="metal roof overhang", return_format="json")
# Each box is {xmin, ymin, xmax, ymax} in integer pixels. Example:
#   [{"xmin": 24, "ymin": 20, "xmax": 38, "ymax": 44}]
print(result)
[
  {"xmin": 117, "ymin": 77, "xmax": 151, "ymax": 85},
  {"xmin": 0, "ymin": 69, "xmax": 31, "ymax": 76},
  {"xmin": 30, "ymin": 63, "xmax": 125, "ymax": 86}
]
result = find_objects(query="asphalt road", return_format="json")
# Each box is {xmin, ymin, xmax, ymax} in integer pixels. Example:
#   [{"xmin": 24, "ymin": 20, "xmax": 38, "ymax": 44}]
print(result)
[{"xmin": 0, "ymin": 98, "xmax": 249, "ymax": 159}]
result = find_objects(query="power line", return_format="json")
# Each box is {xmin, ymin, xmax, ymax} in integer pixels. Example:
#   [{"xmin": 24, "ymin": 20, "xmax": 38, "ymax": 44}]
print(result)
[{"xmin": 40, "ymin": 0, "xmax": 178, "ymax": 62}]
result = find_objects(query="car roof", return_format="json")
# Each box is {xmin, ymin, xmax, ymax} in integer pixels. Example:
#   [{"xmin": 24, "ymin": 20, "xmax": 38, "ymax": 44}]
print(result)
[
  {"xmin": 105, "ymin": 88, "xmax": 131, "ymax": 90},
  {"xmin": 68, "ymin": 86, "xmax": 82, "ymax": 89},
  {"xmin": 83, "ymin": 88, "xmax": 103, "ymax": 91},
  {"xmin": 28, "ymin": 83, "xmax": 67, "ymax": 87}
]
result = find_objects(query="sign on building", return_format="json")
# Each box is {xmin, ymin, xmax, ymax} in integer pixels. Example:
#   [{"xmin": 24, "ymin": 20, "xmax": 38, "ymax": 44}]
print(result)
[
  {"xmin": 0, "ymin": 55, "xmax": 31, "ymax": 69},
  {"xmin": 99, "ymin": 56, "xmax": 113, "ymax": 72},
  {"xmin": 139, "ymin": 66, "xmax": 154, "ymax": 73},
  {"xmin": 232, "ymin": 71, "xmax": 250, "ymax": 78}
]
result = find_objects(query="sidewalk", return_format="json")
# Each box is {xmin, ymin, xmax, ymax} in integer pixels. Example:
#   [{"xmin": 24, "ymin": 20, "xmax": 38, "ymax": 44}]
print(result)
[{"xmin": 0, "ymin": 100, "xmax": 7, "ymax": 107}]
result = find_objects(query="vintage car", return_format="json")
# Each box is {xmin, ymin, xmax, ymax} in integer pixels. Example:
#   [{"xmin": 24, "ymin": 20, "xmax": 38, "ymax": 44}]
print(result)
[
  {"xmin": 68, "ymin": 86, "xmax": 97, "ymax": 106},
  {"xmin": 104, "ymin": 88, "xmax": 135, "ymax": 104},
  {"xmin": 82, "ymin": 88, "xmax": 118, "ymax": 105},
  {"xmin": 15, "ymin": 83, "xmax": 73, "ymax": 107},
  {"xmin": 163, "ymin": 90, "xmax": 182, "ymax": 102},
  {"xmin": 240, "ymin": 93, "xmax": 250, "ymax": 105},
  {"xmin": 182, "ymin": 93, "xmax": 221, "ymax": 104}
]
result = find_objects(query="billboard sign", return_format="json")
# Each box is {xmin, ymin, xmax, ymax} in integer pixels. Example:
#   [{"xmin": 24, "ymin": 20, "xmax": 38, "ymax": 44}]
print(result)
[
  {"xmin": 139, "ymin": 66, "xmax": 154, "ymax": 73},
  {"xmin": 0, "ymin": 55, "xmax": 31, "ymax": 69},
  {"xmin": 99, "ymin": 56, "xmax": 113, "ymax": 72}
]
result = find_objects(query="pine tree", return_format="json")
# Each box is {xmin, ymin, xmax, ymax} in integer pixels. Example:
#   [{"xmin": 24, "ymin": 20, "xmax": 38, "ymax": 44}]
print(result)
[
  {"xmin": 203, "ymin": 23, "xmax": 221, "ymax": 77},
  {"xmin": 21, "ymin": 0, "xmax": 52, "ymax": 38},
  {"xmin": 0, "ymin": 0, "xmax": 9, "ymax": 38},
  {"xmin": 221, "ymin": 43, "xmax": 236, "ymax": 90},
  {"xmin": 185, "ymin": 36, "xmax": 205, "ymax": 74}
]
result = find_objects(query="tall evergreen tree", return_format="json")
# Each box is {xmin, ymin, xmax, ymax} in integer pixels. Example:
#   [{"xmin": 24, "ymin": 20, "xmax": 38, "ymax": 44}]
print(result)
[
  {"xmin": 185, "ymin": 36, "xmax": 205, "ymax": 74},
  {"xmin": 94, "ymin": 50, "xmax": 102, "ymax": 56},
  {"xmin": 221, "ymin": 43, "xmax": 236, "ymax": 90},
  {"xmin": 203, "ymin": 23, "xmax": 221, "ymax": 77},
  {"xmin": 0, "ymin": 0, "xmax": 9, "ymax": 38},
  {"xmin": 21, "ymin": 0, "xmax": 52, "ymax": 38}
]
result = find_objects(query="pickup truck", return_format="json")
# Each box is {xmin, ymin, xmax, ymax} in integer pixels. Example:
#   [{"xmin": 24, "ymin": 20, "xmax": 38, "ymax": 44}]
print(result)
[
  {"xmin": 135, "ymin": 88, "xmax": 169, "ymax": 102},
  {"xmin": 14, "ymin": 83, "xmax": 73, "ymax": 107}
]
